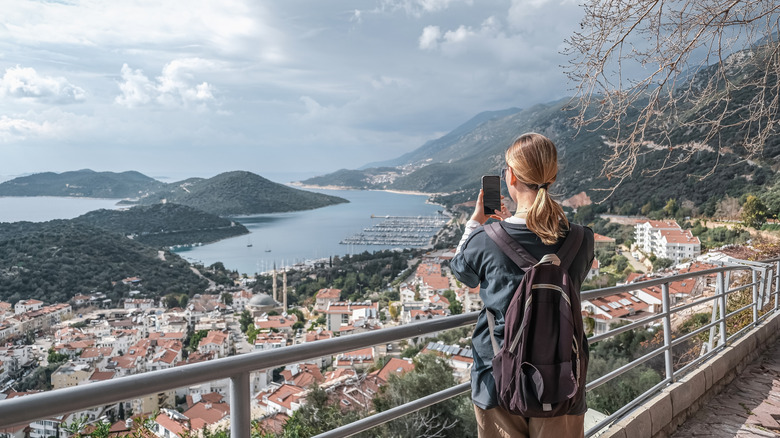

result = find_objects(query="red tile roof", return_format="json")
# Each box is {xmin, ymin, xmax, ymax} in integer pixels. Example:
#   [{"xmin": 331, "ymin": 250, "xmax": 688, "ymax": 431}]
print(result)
[
  {"xmin": 375, "ymin": 357, "xmax": 414, "ymax": 383},
  {"xmin": 281, "ymin": 364, "xmax": 324, "ymax": 388},
  {"xmin": 316, "ymin": 288, "xmax": 341, "ymax": 300},
  {"xmin": 593, "ymin": 233, "xmax": 616, "ymax": 242}
]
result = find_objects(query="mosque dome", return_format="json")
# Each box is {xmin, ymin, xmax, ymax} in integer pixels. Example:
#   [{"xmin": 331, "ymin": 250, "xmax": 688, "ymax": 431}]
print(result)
[{"xmin": 248, "ymin": 293, "xmax": 277, "ymax": 307}]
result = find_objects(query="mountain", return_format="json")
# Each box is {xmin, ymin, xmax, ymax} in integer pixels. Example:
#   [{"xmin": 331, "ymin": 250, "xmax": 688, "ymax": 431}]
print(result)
[
  {"xmin": 361, "ymin": 107, "xmax": 523, "ymax": 168},
  {"xmin": 0, "ymin": 169, "xmax": 166, "ymax": 198},
  {"xmin": 139, "ymin": 171, "xmax": 348, "ymax": 216},
  {"xmin": 302, "ymin": 51, "xmax": 780, "ymax": 214},
  {"xmin": 0, "ymin": 220, "xmax": 208, "ymax": 304},
  {"xmin": 73, "ymin": 203, "xmax": 249, "ymax": 247}
]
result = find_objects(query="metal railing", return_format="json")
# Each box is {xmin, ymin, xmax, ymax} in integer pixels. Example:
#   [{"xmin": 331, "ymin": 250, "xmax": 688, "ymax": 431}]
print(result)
[{"xmin": 0, "ymin": 258, "xmax": 778, "ymax": 438}]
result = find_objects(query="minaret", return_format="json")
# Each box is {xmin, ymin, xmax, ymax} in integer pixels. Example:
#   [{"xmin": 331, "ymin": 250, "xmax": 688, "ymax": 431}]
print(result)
[
  {"xmin": 283, "ymin": 268, "xmax": 288, "ymax": 310},
  {"xmin": 272, "ymin": 263, "xmax": 278, "ymax": 302}
]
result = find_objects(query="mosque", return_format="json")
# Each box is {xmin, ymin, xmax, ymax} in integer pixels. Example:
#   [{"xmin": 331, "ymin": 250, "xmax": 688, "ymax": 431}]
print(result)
[{"xmin": 246, "ymin": 268, "xmax": 288, "ymax": 317}]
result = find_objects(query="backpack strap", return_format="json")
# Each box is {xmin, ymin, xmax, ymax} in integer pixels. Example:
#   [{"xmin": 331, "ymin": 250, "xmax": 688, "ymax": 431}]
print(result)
[
  {"xmin": 484, "ymin": 222, "xmax": 537, "ymax": 272},
  {"xmin": 483, "ymin": 222, "xmax": 538, "ymax": 357},
  {"xmin": 556, "ymin": 224, "xmax": 585, "ymax": 271}
]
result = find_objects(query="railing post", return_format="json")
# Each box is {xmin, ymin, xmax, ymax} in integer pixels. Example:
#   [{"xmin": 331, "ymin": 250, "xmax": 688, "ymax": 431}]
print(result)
[
  {"xmin": 764, "ymin": 267, "xmax": 772, "ymax": 311},
  {"xmin": 718, "ymin": 272, "xmax": 727, "ymax": 347},
  {"xmin": 707, "ymin": 278, "xmax": 720, "ymax": 354},
  {"xmin": 662, "ymin": 282, "xmax": 674, "ymax": 382},
  {"xmin": 230, "ymin": 372, "xmax": 251, "ymax": 438},
  {"xmin": 776, "ymin": 261, "xmax": 780, "ymax": 311},
  {"xmin": 753, "ymin": 270, "xmax": 759, "ymax": 326}
]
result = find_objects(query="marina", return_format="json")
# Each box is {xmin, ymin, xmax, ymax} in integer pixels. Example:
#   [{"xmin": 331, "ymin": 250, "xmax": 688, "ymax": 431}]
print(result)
[{"xmin": 340, "ymin": 215, "xmax": 449, "ymax": 247}]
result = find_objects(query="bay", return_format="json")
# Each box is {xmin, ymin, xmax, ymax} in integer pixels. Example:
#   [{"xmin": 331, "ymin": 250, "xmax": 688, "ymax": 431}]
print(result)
[
  {"xmin": 0, "ymin": 187, "xmax": 446, "ymax": 277},
  {"xmin": 173, "ymin": 188, "xmax": 445, "ymax": 275}
]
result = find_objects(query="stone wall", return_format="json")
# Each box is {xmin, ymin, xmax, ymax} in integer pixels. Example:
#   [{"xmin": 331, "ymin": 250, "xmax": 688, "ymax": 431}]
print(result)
[{"xmin": 599, "ymin": 311, "xmax": 780, "ymax": 438}]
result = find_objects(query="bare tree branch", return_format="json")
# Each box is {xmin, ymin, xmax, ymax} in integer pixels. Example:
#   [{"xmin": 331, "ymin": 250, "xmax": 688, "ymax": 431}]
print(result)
[{"xmin": 564, "ymin": 0, "xmax": 780, "ymax": 201}]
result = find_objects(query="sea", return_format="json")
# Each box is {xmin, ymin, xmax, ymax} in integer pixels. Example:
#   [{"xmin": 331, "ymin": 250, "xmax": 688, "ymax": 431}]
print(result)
[{"xmin": 0, "ymin": 186, "xmax": 445, "ymax": 276}]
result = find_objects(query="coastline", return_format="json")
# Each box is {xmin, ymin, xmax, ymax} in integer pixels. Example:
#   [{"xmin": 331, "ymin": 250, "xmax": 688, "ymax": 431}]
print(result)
[{"xmin": 289, "ymin": 182, "xmax": 439, "ymax": 198}]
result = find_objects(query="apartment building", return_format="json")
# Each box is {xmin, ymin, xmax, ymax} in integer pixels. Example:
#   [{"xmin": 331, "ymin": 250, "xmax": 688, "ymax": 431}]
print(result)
[{"xmin": 635, "ymin": 220, "xmax": 701, "ymax": 264}]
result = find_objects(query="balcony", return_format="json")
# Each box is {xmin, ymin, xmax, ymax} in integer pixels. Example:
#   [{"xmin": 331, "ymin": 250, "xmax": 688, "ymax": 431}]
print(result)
[{"xmin": 0, "ymin": 258, "xmax": 778, "ymax": 437}]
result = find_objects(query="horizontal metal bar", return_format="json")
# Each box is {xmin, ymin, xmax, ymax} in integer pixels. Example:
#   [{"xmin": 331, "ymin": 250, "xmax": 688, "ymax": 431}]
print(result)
[
  {"xmin": 586, "ymin": 346, "xmax": 666, "ymax": 391},
  {"xmin": 589, "ymin": 312, "xmax": 665, "ymax": 343},
  {"xmin": 757, "ymin": 311, "xmax": 773, "ymax": 323},
  {"xmin": 726, "ymin": 284, "xmax": 757, "ymax": 294},
  {"xmin": 314, "ymin": 382, "xmax": 471, "ymax": 438},
  {"xmin": 581, "ymin": 265, "xmax": 751, "ymax": 302},
  {"xmin": 727, "ymin": 323, "xmax": 755, "ymax": 344},
  {"xmin": 673, "ymin": 346, "xmax": 723, "ymax": 378},
  {"xmin": 726, "ymin": 303, "xmax": 754, "ymax": 319},
  {"xmin": 585, "ymin": 377, "xmax": 672, "ymax": 437},
  {"xmin": 0, "ymin": 312, "xmax": 478, "ymax": 428},
  {"xmin": 671, "ymin": 320, "xmax": 720, "ymax": 347},
  {"xmin": 673, "ymin": 294, "xmax": 719, "ymax": 314}
]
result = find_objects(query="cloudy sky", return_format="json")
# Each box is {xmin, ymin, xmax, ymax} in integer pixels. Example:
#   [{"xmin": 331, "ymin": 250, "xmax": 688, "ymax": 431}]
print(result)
[{"xmin": 0, "ymin": 0, "xmax": 585, "ymax": 182}]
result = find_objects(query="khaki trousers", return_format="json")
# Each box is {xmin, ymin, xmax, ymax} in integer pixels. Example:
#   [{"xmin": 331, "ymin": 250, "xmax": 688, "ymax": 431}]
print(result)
[{"xmin": 474, "ymin": 405, "xmax": 585, "ymax": 438}]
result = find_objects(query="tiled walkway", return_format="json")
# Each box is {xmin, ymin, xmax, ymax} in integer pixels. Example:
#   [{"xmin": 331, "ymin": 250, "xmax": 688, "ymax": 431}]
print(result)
[{"xmin": 672, "ymin": 337, "xmax": 780, "ymax": 437}]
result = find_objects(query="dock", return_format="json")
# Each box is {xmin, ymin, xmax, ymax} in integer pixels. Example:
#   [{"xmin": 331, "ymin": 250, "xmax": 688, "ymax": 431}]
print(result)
[{"xmin": 340, "ymin": 215, "xmax": 449, "ymax": 247}]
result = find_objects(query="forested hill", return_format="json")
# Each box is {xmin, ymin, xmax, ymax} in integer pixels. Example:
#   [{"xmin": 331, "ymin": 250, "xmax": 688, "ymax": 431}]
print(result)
[
  {"xmin": 0, "ymin": 169, "xmax": 166, "ymax": 198},
  {"xmin": 73, "ymin": 203, "xmax": 249, "ymax": 247},
  {"xmin": 139, "ymin": 171, "xmax": 349, "ymax": 216},
  {"xmin": 0, "ymin": 169, "xmax": 348, "ymax": 216},
  {"xmin": 0, "ymin": 221, "xmax": 207, "ymax": 304},
  {"xmin": 302, "ymin": 48, "xmax": 780, "ymax": 215}
]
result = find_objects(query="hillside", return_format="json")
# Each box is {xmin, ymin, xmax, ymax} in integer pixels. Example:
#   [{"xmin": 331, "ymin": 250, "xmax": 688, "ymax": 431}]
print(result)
[
  {"xmin": 303, "ymin": 49, "xmax": 780, "ymax": 215},
  {"xmin": 139, "ymin": 171, "xmax": 348, "ymax": 216},
  {"xmin": 73, "ymin": 203, "xmax": 249, "ymax": 247},
  {"xmin": 0, "ymin": 221, "xmax": 207, "ymax": 304},
  {"xmin": 0, "ymin": 169, "xmax": 166, "ymax": 198}
]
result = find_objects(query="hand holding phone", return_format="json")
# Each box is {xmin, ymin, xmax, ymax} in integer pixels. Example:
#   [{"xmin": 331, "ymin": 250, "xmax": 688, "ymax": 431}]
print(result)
[{"xmin": 482, "ymin": 175, "xmax": 501, "ymax": 216}]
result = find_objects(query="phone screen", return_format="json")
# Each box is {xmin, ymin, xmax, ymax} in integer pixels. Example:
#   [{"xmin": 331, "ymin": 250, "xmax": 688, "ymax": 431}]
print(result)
[{"xmin": 482, "ymin": 175, "xmax": 501, "ymax": 215}]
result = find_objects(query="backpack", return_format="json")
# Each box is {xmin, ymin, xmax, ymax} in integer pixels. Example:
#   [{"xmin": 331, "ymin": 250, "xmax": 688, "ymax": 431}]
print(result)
[{"xmin": 483, "ymin": 222, "xmax": 587, "ymax": 417}]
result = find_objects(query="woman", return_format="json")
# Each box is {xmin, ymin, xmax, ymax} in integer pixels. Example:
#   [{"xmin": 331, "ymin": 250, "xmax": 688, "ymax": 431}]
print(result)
[{"xmin": 450, "ymin": 133, "xmax": 594, "ymax": 437}]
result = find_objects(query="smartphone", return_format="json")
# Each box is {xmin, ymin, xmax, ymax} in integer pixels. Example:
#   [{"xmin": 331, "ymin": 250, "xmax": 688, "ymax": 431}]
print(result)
[{"xmin": 482, "ymin": 175, "xmax": 501, "ymax": 215}]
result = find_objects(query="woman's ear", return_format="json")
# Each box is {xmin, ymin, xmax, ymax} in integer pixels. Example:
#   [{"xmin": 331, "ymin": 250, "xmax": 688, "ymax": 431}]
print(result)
[{"xmin": 507, "ymin": 167, "xmax": 517, "ymax": 186}]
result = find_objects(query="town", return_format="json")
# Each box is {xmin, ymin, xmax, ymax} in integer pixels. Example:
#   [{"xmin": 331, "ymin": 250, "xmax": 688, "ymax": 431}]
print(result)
[{"xmin": 0, "ymin": 216, "xmax": 771, "ymax": 437}]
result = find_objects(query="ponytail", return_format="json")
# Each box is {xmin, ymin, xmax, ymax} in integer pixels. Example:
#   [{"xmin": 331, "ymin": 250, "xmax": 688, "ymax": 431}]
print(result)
[
  {"xmin": 526, "ymin": 186, "xmax": 569, "ymax": 245},
  {"xmin": 505, "ymin": 133, "xmax": 569, "ymax": 245}
]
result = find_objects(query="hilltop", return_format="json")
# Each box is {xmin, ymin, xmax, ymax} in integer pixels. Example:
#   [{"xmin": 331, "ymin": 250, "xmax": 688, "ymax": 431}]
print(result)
[
  {"xmin": 138, "ymin": 171, "xmax": 348, "ymax": 216},
  {"xmin": 0, "ymin": 169, "xmax": 166, "ymax": 198},
  {"xmin": 73, "ymin": 203, "xmax": 249, "ymax": 247}
]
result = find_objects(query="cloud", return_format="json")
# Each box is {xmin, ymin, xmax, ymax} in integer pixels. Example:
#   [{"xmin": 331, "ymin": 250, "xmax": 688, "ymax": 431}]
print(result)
[
  {"xmin": 379, "ymin": 0, "xmax": 473, "ymax": 17},
  {"xmin": 1, "ymin": 1, "xmax": 285, "ymax": 63},
  {"xmin": 351, "ymin": 9, "xmax": 362, "ymax": 24},
  {"xmin": 0, "ymin": 116, "xmax": 51, "ymax": 143},
  {"xmin": 0, "ymin": 66, "xmax": 85, "ymax": 104},
  {"xmin": 419, "ymin": 26, "xmax": 442, "ymax": 50},
  {"xmin": 115, "ymin": 60, "xmax": 215, "ymax": 109},
  {"xmin": 508, "ymin": 0, "xmax": 554, "ymax": 27}
]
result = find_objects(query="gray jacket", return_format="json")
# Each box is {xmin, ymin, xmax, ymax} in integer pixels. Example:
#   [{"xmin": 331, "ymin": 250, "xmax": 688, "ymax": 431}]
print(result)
[{"xmin": 450, "ymin": 220, "xmax": 594, "ymax": 413}]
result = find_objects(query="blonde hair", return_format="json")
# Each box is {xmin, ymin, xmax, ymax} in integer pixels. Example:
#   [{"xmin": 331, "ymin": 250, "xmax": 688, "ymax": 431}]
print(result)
[{"xmin": 505, "ymin": 132, "xmax": 569, "ymax": 245}]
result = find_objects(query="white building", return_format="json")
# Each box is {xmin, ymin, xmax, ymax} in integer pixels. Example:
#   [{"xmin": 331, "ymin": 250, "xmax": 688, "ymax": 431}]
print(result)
[
  {"xmin": 634, "ymin": 220, "xmax": 701, "ymax": 264},
  {"xmin": 14, "ymin": 299, "xmax": 43, "ymax": 315}
]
